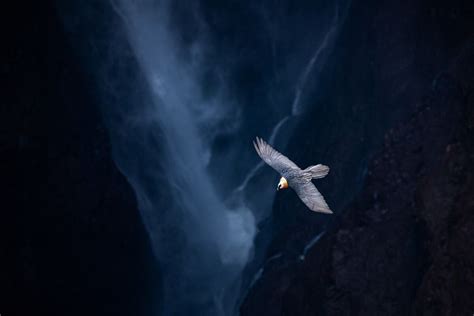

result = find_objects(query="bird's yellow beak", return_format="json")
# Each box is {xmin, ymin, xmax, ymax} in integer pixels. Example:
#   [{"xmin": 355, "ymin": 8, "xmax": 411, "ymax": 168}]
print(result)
[{"xmin": 277, "ymin": 177, "xmax": 288, "ymax": 191}]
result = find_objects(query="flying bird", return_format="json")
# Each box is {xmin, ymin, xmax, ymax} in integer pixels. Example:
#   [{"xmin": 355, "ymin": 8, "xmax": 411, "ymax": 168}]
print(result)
[{"xmin": 253, "ymin": 137, "xmax": 333, "ymax": 214}]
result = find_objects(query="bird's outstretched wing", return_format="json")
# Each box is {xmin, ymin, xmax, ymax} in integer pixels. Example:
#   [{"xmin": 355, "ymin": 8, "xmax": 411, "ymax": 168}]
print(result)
[
  {"xmin": 293, "ymin": 181, "xmax": 332, "ymax": 214},
  {"xmin": 253, "ymin": 137, "xmax": 299, "ymax": 175}
]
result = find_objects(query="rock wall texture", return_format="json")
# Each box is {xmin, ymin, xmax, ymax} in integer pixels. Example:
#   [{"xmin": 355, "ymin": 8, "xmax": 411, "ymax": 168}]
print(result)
[
  {"xmin": 3, "ymin": 2, "xmax": 160, "ymax": 316},
  {"xmin": 242, "ymin": 0, "xmax": 474, "ymax": 315}
]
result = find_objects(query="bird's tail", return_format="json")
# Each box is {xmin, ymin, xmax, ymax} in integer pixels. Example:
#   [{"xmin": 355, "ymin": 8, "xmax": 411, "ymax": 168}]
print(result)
[{"xmin": 303, "ymin": 164, "xmax": 329, "ymax": 180}]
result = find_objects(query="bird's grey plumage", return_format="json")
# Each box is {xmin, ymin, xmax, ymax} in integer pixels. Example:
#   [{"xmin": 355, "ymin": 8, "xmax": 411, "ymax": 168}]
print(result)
[
  {"xmin": 253, "ymin": 137, "xmax": 299, "ymax": 175},
  {"xmin": 253, "ymin": 137, "xmax": 332, "ymax": 214}
]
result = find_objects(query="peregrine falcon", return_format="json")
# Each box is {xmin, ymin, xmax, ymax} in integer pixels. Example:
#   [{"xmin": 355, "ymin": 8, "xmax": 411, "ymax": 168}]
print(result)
[{"xmin": 253, "ymin": 137, "xmax": 333, "ymax": 214}]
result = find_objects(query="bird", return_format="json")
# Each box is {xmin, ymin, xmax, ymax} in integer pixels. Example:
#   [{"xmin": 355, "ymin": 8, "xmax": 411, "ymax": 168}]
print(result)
[{"xmin": 253, "ymin": 137, "xmax": 333, "ymax": 214}]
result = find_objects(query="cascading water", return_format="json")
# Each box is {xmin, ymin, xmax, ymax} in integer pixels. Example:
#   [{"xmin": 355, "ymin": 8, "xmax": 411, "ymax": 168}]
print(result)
[
  {"xmin": 108, "ymin": 2, "xmax": 256, "ymax": 314},
  {"xmin": 234, "ymin": 3, "xmax": 345, "ymax": 207},
  {"xmin": 56, "ymin": 0, "xmax": 350, "ymax": 314}
]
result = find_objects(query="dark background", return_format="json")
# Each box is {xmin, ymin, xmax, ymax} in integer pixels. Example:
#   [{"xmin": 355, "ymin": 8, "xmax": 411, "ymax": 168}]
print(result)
[{"xmin": 3, "ymin": 0, "xmax": 473, "ymax": 315}]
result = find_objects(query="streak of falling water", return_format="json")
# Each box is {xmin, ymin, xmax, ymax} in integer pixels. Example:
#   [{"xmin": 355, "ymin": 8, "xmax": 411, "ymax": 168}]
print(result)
[
  {"xmin": 110, "ymin": 1, "xmax": 255, "ymax": 315},
  {"xmin": 233, "ymin": 5, "xmax": 343, "ymax": 197},
  {"xmin": 237, "ymin": 4, "xmax": 349, "ymax": 298},
  {"xmin": 291, "ymin": 21, "xmax": 338, "ymax": 116}
]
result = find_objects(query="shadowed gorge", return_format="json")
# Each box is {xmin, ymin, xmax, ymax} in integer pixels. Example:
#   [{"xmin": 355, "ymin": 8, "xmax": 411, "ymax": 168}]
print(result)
[
  {"xmin": 4, "ymin": 0, "xmax": 474, "ymax": 315},
  {"xmin": 55, "ymin": 0, "xmax": 351, "ymax": 314}
]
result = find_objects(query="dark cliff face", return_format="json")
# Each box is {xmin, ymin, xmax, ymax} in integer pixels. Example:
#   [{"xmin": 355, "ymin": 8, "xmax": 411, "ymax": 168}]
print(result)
[
  {"xmin": 3, "ymin": 2, "xmax": 160, "ymax": 316},
  {"xmin": 243, "ymin": 67, "xmax": 474, "ymax": 316},
  {"xmin": 242, "ymin": 0, "xmax": 474, "ymax": 315}
]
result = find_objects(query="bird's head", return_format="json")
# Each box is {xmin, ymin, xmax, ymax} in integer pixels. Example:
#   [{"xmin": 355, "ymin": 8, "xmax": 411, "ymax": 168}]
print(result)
[{"xmin": 277, "ymin": 177, "xmax": 289, "ymax": 191}]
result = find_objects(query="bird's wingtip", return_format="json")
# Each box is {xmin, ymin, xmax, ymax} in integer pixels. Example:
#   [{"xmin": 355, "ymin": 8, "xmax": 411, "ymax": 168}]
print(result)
[{"xmin": 315, "ymin": 207, "xmax": 333, "ymax": 214}]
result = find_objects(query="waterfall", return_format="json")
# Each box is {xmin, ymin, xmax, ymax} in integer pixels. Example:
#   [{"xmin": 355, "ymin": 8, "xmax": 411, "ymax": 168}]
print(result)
[
  {"xmin": 109, "ymin": 1, "xmax": 255, "ymax": 315},
  {"xmin": 291, "ymin": 22, "xmax": 337, "ymax": 116},
  {"xmin": 233, "ymin": 6, "xmax": 343, "ymax": 197},
  {"xmin": 57, "ymin": 0, "xmax": 351, "ymax": 314}
]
